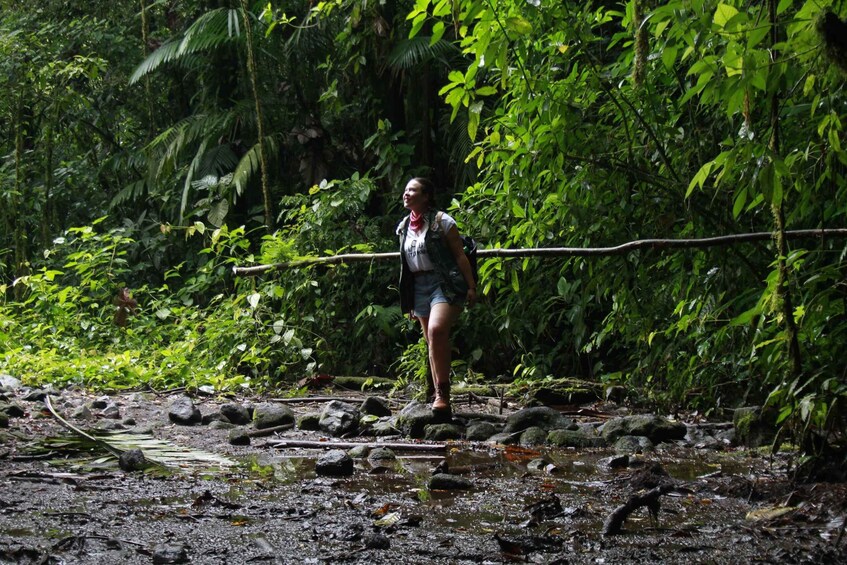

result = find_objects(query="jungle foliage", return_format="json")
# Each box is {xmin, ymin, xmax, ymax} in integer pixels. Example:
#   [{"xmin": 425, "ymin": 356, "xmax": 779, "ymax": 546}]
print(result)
[{"xmin": 1, "ymin": 0, "xmax": 847, "ymax": 450}]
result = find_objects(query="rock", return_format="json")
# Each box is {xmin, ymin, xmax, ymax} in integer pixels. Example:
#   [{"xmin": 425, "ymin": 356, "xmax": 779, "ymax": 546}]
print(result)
[
  {"xmin": 487, "ymin": 431, "xmax": 523, "ymax": 445},
  {"xmin": 151, "ymin": 542, "xmax": 189, "ymax": 564},
  {"xmin": 600, "ymin": 454, "xmax": 631, "ymax": 469},
  {"xmin": 362, "ymin": 532, "xmax": 391, "ymax": 550},
  {"xmin": 613, "ymin": 435, "xmax": 654, "ymax": 454},
  {"xmin": 319, "ymin": 401, "xmax": 359, "ymax": 437},
  {"xmin": 503, "ymin": 407, "xmax": 573, "ymax": 435},
  {"xmin": 0, "ymin": 413, "xmax": 7, "ymax": 428},
  {"xmin": 424, "ymin": 423, "xmax": 464, "ymax": 441},
  {"xmin": 22, "ymin": 389, "xmax": 48, "ymax": 402},
  {"xmin": 296, "ymin": 412, "xmax": 321, "ymax": 431},
  {"xmin": 220, "ymin": 403, "xmax": 252, "ymax": 425},
  {"xmin": 371, "ymin": 419, "xmax": 400, "ymax": 437},
  {"xmin": 0, "ymin": 402, "xmax": 24, "ymax": 418},
  {"xmin": 360, "ymin": 397, "xmax": 392, "ymax": 418},
  {"xmin": 122, "ymin": 417, "xmax": 136, "ymax": 426},
  {"xmin": 519, "ymin": 426, "xmax": 549, "ymax": 446},
  {"xmin": 253, "ymin": 402, "xmax": 294, "ymax": 430},
  {"xmin": 228, "ymin": 429, "xmax": 251, "ymax": 446},
  {"xmin": 527, "ymin": 458, "xmax": 551, "ymax": 472},
  {"xmin": 315, "ymin": 449, "xmax": 354, "ymax": 476},
  {"xmin": 100, "ymin": 404, "xmax": 121, "ymax": 419},
  {"xmin": 347, "ymin": 445, "xmax": 371, "ymax": 459},
  {"xmin": 90, "ymin": 396, "xmax": 110, "ymax": 409},
  {"xmin": 208, "ymin": 420, "xmax": 235, "ymax": 430},
  {"xmin": 733, "ymin": 406, "xmax": 777, "ymax": 448},
  {"xmin": 367, "ymin": 447, "xmax": 396, "ymax": 463},
  {"xmin": 167, "ymin": 396, "xmax": 201, "ymax": 425},
  {"xmin": 72, "ymin": 405, "xmax": 93, "ymax": 420},
  {"xmin": 390, "ymin": 401, "xmax": 437, "ymax": 439},
  {"xmin": 600, "ymin": 414, "xmax": 687, "ymax": 444},
  {"xmin": 429, "ymin": 473, "xmax": 473, "ymax": 490},
  {"xmin": 0, "ymin": 374, "xmax": 22, "ymax": 392},
  {"xmin": 465, "ymin": 421, "xmax": 499, "ymax": 441},
  {"xmin": 201, "ymin": 412, "xmax": 227, "ymax": 425},
  {"xmin": 118, "ymin": 449, "xmax": 148, "ymax": 472},
  {"xmin": 547, "ymin": 429, "xmax": 607, "ymax": 448}
]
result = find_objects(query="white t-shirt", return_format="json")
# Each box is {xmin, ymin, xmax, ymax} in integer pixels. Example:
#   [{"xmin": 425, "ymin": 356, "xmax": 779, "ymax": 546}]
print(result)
[{"xmin": 400, "ymin": 213, "xmax": 457, "ymax": 273}]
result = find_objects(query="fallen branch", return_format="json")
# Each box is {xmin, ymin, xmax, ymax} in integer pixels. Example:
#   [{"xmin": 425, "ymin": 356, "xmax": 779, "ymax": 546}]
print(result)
[
  {"xmin": 603, "ymin": 484, "xmax": 677, "ymax": 536},
  {"xmin": 264, "ymin": 439, "xmax": 447, "ymax": 451},
  {"xmin": 233, "ymin": 228, "xmax": 847, "ymax": 276}
]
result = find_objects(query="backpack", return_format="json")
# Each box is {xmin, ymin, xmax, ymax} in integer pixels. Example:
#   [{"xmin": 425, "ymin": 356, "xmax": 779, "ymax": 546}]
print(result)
[{"xmin": 432, "ymin": 211, "xmax": 479, "ymax": 284}]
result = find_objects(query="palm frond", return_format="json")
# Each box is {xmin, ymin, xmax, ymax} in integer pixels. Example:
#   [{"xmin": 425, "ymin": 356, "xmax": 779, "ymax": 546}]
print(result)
[
  {"xmin": 129, "ymin": 8, "xmax": 241, "ymax": 84},
  {"xmin": 111, "ymin": 179, "xmax": 147, "ymax": 208},
  {"xmin": 386, "ymin": 37, "xmax": 462, "ymax": 72},
  {"xmin": 181, "ymin": 138, "xmax": 209, "ymax": 221},
  {"xmin": 232, "ymin": 135, "xmax": 279, "ymax": 196}
]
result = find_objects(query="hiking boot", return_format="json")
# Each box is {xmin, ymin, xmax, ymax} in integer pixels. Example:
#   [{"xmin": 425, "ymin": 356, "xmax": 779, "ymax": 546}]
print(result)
[{"xmin": 432, "ymin": 383, "xmax": 451, "ymax": 414}]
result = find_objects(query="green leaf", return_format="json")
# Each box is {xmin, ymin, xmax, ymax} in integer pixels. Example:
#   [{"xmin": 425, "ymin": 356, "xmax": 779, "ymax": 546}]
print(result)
[
  {"xmin": 505, "ymin": 17, "xmax": 532, "ymax": 35},
  {"xmin": 713, "ymin": 4, "xmax": 739, "ymax": 28}
]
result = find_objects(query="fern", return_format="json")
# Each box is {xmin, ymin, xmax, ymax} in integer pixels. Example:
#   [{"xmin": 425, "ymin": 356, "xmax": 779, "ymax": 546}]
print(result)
[{"xmin": 386, "ymin": 37, "xmax": 461, "ymax": 72}]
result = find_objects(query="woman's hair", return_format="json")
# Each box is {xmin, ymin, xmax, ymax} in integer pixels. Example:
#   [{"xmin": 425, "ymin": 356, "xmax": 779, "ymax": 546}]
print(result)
[{"xmin": 411, "ymin": 177, "xmax": 437, "ymax": 207}]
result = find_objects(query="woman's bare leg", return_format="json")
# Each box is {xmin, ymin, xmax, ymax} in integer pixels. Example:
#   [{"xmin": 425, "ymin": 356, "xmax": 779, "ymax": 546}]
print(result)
[{"xmin": 420, "ymin": 302, "xmax": 461, "ymax": 411}]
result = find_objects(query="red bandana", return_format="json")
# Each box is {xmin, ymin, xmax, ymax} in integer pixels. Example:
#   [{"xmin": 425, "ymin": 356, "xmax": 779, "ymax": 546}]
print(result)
[{"xmin": 409, "ymin": 211, "xmax": 424, "ymax": 232}]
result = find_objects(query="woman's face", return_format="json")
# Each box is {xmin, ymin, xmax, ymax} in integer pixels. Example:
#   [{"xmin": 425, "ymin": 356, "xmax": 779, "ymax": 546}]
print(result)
[{"xmin": 403, "ymin": 180, "xmax": 429, "ymax": 212}]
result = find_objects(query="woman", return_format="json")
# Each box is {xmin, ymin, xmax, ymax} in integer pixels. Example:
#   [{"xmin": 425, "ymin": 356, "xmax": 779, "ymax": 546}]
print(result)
[{"xmin": 397, "ymin": 177, "xmax": 477, "ymax": 415}]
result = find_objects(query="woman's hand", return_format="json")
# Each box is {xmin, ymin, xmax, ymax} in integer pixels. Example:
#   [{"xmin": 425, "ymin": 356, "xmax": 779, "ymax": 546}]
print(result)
[{"xmin": 466, "ymin": 286, "xmax": 477, "ymax": 307}]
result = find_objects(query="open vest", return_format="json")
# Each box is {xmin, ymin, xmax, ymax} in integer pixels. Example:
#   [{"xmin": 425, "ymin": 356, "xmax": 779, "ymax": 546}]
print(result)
[{"xmin": 397, "ymin": 210, "xmax": 469, "ymax": 314}]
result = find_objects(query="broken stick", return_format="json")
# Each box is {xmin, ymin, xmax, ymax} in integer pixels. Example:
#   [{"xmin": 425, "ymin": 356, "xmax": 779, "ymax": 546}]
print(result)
[{"xmin": 264, "ymin": 439, "xmax": 447, "ymax": 452}]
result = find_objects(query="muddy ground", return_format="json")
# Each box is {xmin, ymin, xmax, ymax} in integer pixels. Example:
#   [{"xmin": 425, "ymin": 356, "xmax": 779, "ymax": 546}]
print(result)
[{"xmin": 1, "ymin": 387, "xmax": 846, "ymax": 564}]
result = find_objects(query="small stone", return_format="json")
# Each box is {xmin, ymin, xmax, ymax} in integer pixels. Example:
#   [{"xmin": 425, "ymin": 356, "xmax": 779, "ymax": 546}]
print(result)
[
  {"xmin": 0, "ymin": 413, "xmax": 8, "ymax": 428},
  {"xmin": 118, "ymin": 449, "xmax": 148, "ymax": 472},
  {"xmin": 0, "ymin": 374, "xmax": 22, "ymax": 392},
  {"xmin": 22, "ymin": 389, "xmax": 48, "ymax": 402},
  {"xmin": 315, "ymin": 449, "xmax": 354, "ymax": 476},
  {"xmin": 519, "ymin": 426, "xmax": 549, "ymax": 446},
  {"xmin": 429, "ymin": 473, "xmax": 473, "ymax": 491},
  {"xmin": 90, "ymin": 396, "xmax": 110, "ymax": 409},
  {"xmin": 613, "ymin": 435, "xmax": 654, "ymax": 454},
  {"xmin": 319, "ymin": 401, "xmax": 359, "ymax": 437},
  {"xmin": 100, "ymin": 404, "xmax": 121, "ymax": 419},
  {"xmin": 209, "ymin": 420, "xmax": 235, "ymax": 430},
  {"xmin": 122, "ymin": 417, "xmax": 136, "ymax": 426},
  {"xmin": 0, "ymin": 403, "xmax": 24, "ymax": 418},
  {"xmin": 201, "ymin": 412, "xmax": 227, "ymax": 425},
  {"xmin": 362, "ymin": 532, "xmax": 390, "ymax": 550},
  {"xmin": 228, "ymin": 429, "xmax": 251, "ymax": 446},
  {"xmin": 347, "ymin": 445, "xmax": 371, "ymax": 459},
  {"xmin": 72, "ymin": 405, "xmax": 93, "ymax": 420},
  {"xmin": 367, "ymin": 447, "xmax": 396, "ymax": 462},
  {"xmin": 152, "ymin": 543, "xmax": 189, "ymax": 564}
]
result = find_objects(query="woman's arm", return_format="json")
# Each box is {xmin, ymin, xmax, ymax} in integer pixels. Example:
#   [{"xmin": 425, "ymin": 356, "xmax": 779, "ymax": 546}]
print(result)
[{"xmin": 444, "ymin": 226, "xmax": 477, "ymax": 306}]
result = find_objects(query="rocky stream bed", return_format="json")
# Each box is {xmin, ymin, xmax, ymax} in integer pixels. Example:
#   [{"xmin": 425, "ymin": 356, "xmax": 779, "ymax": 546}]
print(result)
[{"xmin": 1, "ymin": 377, "xmax": 846, "ymax": 564}]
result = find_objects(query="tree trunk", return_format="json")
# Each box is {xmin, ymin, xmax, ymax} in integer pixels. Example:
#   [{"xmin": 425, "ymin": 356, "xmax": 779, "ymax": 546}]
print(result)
[
  {"xmin": 768, "ymin": 0, "xmax": 803, "ymax": 379},
  {"xmin": 239, "ymin": 0, "xmax": 273, "ymax": 229}
]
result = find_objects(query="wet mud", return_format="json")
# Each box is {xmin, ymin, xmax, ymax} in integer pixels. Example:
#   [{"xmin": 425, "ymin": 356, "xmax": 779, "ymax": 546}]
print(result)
[{"xmin": 1, "ymin": 390, "xmax": 845, "ymax": 564}]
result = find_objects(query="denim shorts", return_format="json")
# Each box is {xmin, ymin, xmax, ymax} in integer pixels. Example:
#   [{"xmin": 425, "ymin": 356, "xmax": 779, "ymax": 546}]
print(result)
[{"xmin": 413, "ymin": 272, "xmax": 465, "ymax": 318}]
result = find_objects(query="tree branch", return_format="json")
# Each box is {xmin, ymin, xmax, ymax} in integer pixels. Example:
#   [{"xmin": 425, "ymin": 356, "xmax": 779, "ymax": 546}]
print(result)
[{"xmin": 232, "ymin": 228, "xmax": 847, "ymax": 276}]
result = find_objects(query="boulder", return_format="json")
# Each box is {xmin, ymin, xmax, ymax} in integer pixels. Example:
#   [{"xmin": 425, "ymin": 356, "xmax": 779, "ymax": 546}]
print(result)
[
  {"xmin": 519, "ymin": 426, "xmax": 549, "ymax": 446},
  {"xmin": 360, "ymin": 397, "xmax": 392, "ymax": 418},
  {"xmin": 168, "ymin": 396, "xmax": 201, "ymax": 425},
  {"xmin": 429, "ymin": 473, "xmax": 473, "ymax": 490},
  {"xmin": 319, "ymin": 400, "xmax": 359, "ymax": 437},
  {"xmin": 315, "ymin": 449, "xmax": 354, "ymax": 476},
  {"xmin": 252, "ymin": 402, "xmax": 294, "ymax": 430},
  {"xmin": 733, "ymin": 406, "xmax": 777, "ymax": 448},
  {"xmin": 390, "ymin": 401, "xmax": 438, "ymax": 439},
  {"xmin": 465, "ymin": 421, "xmax": 500, "ymax": 441},
  {"xmin": 220, "ymin": 403, "xmax": 252, "ymax": 425},
  {"xmin": 296, "ymin": 412, "xmax": 322, "ymax": 431},
  {"xmin": 600, "ymin": 414, "xmax": 686, "ymax": 444},
  {"xmin": 613, "ymin": 435, "xmax": 654, "ymax": 454},
  {"xmin": 547, "ymin": 429, "xmax": 607, "ymax": 448},
  {"xmin": 424, "ymin": 423, "xmax": 464, "ymax": 441},
  {"xmin": 503, "ymin": 406, "xmax": 573, "ymax": 434}
]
